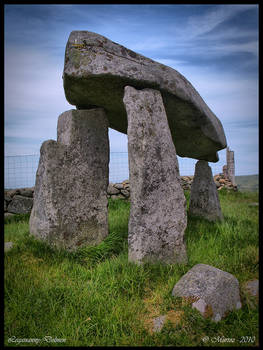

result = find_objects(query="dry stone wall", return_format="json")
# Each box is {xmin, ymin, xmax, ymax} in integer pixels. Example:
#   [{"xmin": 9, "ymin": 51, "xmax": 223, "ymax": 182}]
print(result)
[
  {"xmin": 4, "ymin": 173, "xmax": 237, "ymax": 217},
  {"xmin": 5, "ymin": 188, "xmax": 34, "ymax": 217}
]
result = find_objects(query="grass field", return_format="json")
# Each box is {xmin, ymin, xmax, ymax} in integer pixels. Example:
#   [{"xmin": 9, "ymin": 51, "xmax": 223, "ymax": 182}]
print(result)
[{"xmin": 4, "ymin": 189, "xmax": 259, "ymax": 347}]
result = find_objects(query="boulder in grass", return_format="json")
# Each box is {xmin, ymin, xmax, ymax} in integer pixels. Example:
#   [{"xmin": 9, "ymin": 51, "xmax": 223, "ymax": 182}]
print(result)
[
  {"xmin": 152, "ymin": 315, "xmax": 166, "ymax": 333},
  {"xmin": 243, "ymin": 279, "xmax": 259, "ymax": 297},
  {"xmin": 172, "ymin": 263, "xmax": 241, "ymax": 322},
  {"xmin": 242, "ymin": 279, "xmax": 259, "ymax": 309}
]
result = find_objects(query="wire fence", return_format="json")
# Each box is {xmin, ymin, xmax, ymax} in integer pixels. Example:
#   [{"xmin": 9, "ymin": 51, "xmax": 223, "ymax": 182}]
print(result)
[{"xmin": 4, "ymin": 152, "xmax": 226, "ymax": 189}]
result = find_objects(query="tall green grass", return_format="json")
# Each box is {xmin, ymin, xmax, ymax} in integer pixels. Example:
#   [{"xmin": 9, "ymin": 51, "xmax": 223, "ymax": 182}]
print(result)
[{"xmin": 4, "ymin": 190, "xmax": 258, "ymax": 346}]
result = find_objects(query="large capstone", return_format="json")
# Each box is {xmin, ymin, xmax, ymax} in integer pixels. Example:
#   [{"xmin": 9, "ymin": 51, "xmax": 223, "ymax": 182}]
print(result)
[
  {"xmin": 63, "ymin": 31, "xmax": 227, "ymax": 162},
  {"xmin": 172, "ymin": 264, "xmax": 242, "ymax": 322},
  {"xmin": 124, "ymin": 86, "xmax": 187, "ymax": 264},
  {"xmin": 29, "ymin": 109, "xmax": 109, "ymax": 251},
  {"xmin": 189, "ymin": 160, "xmax": 223, "ymax": 221}
]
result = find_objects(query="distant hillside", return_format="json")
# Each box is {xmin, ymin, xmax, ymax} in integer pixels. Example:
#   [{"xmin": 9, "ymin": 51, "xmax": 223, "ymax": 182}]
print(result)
[{"xmin": 235, "ymin": 175, "xmax": 259, "ymax": 192}]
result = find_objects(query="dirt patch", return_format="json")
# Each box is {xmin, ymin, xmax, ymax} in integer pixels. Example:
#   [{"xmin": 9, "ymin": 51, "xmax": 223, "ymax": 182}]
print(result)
[
  {"xmin": 141, "ymin": 287, "xmax": 184, "ymax": 334},
  {"xmin": 166, "ymin": 310, "xmax": 184, "ymax": 327}
]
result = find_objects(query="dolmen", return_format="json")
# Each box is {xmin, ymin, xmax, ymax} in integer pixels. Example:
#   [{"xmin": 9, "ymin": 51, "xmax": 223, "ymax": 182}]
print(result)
[{"xmin": 30, "ymin": 31, "xmax": 227, "ymax": 263}]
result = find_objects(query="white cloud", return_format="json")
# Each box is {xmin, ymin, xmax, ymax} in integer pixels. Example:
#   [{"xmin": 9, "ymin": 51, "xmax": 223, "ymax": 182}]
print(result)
[
  {"xmin": 5, "ymin": 46, "xmax": 72, "ymax": 113},
  {"xmin": 4, "ymin": 45, "xmax": 73, "ymax": 151},
  {"xmin": 181, "ymin": 5, "xmax": 257, "ymax": 39},
  {"xmin": 200, "ymin": 27, "xmax": 258, "ymax": 42},
  {"xmin": 213, "ymin": 40, "xmax": 258, "ymax": 56},
  {"xmin": 154, "ymin": 58, "xmax": 188, "ymax": 68}
]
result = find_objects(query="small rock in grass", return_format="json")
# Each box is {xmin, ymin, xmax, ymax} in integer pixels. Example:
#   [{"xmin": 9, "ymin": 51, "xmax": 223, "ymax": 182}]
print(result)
[
  {"xmin": 4, "ymin": 213, "xmax": 15, "ymax": 218},
  {"xmin": 152, "ymin": 315, "xmax": 166, "ymax": 333},
  {"xmin": 5, "ymin": 242, "xmax": 13, "ymax": 252},
  {"xmin": 243, "ymin": 280, "xmax": 259, "ymax": 298}
]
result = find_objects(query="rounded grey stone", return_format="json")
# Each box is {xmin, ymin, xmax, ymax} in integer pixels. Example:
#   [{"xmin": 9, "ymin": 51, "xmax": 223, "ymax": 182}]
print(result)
[
  {"xmin": 120, "ymin": 189, "xmax": 130, "ymax": 197},
  {"xmin": 107, "ymin": 183, "xmax": 120, "ymax": 195},
  {"xmin": 5, "ymin": 242, "xmax": 13, "ymax": 252},
  {"xmin": 172, "ymin": 263, "xmax": 241, "ymax": 321},
  {"xmin": 113, "ymin": 183, "xmax": 124, "ymax": 190},
  {"xmin": 243, "ymin": 280, "xmax": 259, "ymax": 297},
  {"xmin": 153, "ymin": 315, "xmax": 166, "ymax": 333},
  {"xmin": 19, "ymin": 188, "xmax": 34, "ymax": 197},
  {"xmin": 213, "ymin": 313, "xmax": 222, "ymax": 322}
]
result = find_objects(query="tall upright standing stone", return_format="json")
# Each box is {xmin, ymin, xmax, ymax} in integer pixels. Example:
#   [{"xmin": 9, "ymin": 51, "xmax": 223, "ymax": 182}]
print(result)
[
  {"xmin": 222, "ymin": 165, "xmax": 228, "ymax": 179},
  {"xmin": 189, "ymin": 160, "xmax": 223, "ymax": 221},
  {"xmin": 29, "ymin": 109, "xmax": 109, "ymax": 251},
  {"xmin": 226, "ymin": 147, "xmax": 235, "ymax": 185},
  {"xmin": 123, "ymin": 86, "xmax": 187, "ymax": 264}
]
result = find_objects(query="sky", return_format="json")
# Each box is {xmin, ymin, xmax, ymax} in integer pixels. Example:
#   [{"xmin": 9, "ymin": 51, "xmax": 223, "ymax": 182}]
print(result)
[{"xmin": 4, "ymin": 4, "xmax": 259, "ymax": 176}]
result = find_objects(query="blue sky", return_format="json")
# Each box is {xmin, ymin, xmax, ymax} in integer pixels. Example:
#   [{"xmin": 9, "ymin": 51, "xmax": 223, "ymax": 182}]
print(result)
[{"xmin": 4, "ymin": 4, "xmax": 259, "ymax": 175}]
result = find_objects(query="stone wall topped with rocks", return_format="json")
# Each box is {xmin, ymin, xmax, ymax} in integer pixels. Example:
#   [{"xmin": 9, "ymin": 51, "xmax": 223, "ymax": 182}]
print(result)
[
  {"xmin": 181, "ymin": 173, "xmax": 237, "ymax": 192},
  {"xmin": 107, "ymin": 180, "xmax": 130, "ymax": 200},
  {"xmin": 5, "ymin": 188, "xmax": 34, "ymax": 217},
  {"xmin": 4, "ymin": 173, "xmax": 237, "ymax": 217}
]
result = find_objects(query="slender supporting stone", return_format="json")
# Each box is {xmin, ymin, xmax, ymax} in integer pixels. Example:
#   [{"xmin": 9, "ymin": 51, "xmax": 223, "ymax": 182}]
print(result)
[
  {"xmin": 189, "ymin": 160, "xmax": 223, "ymax": 221},
  {"xmin": 29, "ymin": 109, "xmax": 109, "ymax": 251},
  {"xmin": 123, "ymin": 86, "xmax": 187, "ymax": 264}
]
